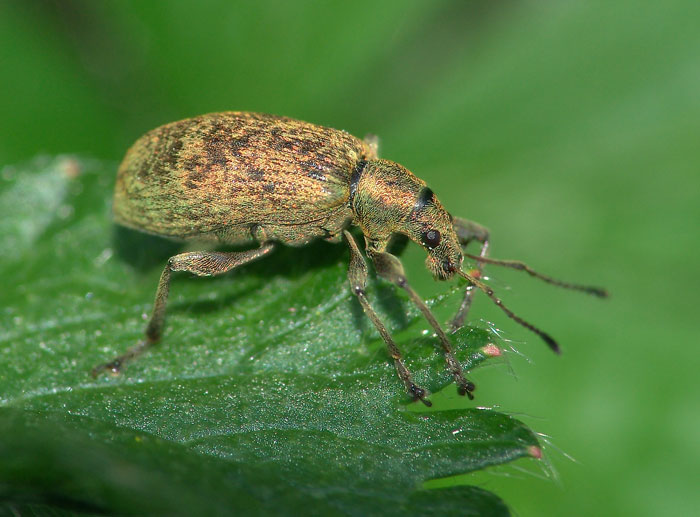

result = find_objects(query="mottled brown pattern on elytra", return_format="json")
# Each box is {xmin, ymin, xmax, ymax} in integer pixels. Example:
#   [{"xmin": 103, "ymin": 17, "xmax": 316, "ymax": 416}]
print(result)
[{"xmin": 114, "ymin": 112, "xmax": 376, "ymax": 245}]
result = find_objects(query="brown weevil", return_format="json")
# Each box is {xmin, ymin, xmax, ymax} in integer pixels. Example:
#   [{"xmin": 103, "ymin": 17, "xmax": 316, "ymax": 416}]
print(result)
[{"xmin": 93, "ymin": 112, "xmax": 608, "ymax": 405}]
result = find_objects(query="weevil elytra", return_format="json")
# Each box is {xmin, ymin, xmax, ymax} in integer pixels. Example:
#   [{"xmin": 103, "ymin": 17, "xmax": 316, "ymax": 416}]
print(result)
[{"xmin": 93, "ymin": 111, "xmax": 607, "ymax": 405}]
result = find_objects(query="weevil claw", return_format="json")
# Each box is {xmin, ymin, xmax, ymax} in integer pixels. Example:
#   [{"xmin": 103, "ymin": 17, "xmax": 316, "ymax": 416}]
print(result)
[
  {"xmin": 409, "ymin": 384, "xmax": 432, "ymax": 407},
  {"xmin": 91, "ymin": 359, "xmax": 122, "ymax": 378},
  {"xmin": 457, "ymin": 380, "xmax": 476, "ymax": 400}
]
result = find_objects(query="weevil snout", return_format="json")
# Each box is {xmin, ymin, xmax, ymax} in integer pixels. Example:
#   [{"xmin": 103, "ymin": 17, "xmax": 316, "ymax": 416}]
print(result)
[
  {"xmin": 425, "ymin": 245, "xmax": 463, "ymax": 280},
  {"xmin": 418, "ymin": 227, "xmax": 463, "ymax": 280},
  {"xmin": 442, "ymin": 257, "xmax": 459, "ymax": 275}
]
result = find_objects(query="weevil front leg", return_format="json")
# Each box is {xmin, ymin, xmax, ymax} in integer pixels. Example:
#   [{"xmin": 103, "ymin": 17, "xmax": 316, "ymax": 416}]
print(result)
[
  {"xmin": 450, "ymin": 217, "xmax": 490, "ymax": 332},
  {"xmin": 367, "ymin": 244, "xmax": 475, "ymax": 399},
  {"xmin": 92, "ymin": 241, "xmax": 275, "ymax": 377},
  {"xmin": 344, "ymin": 231, "xmax": 431, "ymax": 406}
]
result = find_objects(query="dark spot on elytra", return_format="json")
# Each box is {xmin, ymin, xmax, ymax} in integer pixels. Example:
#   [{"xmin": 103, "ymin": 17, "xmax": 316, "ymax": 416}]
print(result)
[
  {"xmin": 270, "ymin": 139, "xmax": 295, "ymax": 152},
  {"xmin": 247, "ymin": 168, "xmax": 265, "ymax": 180},
  {"xmin": 263, "ymin": 183, "xmax": 275, "ymax": 193},
  {"xmin": 307, "ymin": 170, "xmax": 327, "ymax": 182},
  {"xmin": 137, "ymin": 160, "xmax": 153, "ymax": 179},
  {"xmin": 296, "ymin": 138, "xmax": 322, "ymax": 156},
  {"xmin": 184, "ymin": 156, "xmax": 203, "ymax": 171},
  {"xmin": 205, "ymin": 136, "xmax": 228, "ymax": 167},
  {"xmin": 207, "ymin": 121, "xmax": 261, "ymax": 159},
  {"xmin": 142, "ymin": 127, "xmax": 186, "ymax": 179},
  {"xmin": 201, "ymin": 123, "xmax": 232, "ymax": 166},
  {"xmin": 187, "ymin": 171, "xmax": 207, "ymax": 187},
  {"xmin": 230, "ymin": 133, "xmax": 253, "ymax": 157},
  {"xmin": 268, "ymin": 125, "xmax": 327, "ymax": 157},
  {"xmin": 163, "ymin": 139, "xmax": 183, "ymax": 167},
  {"xmin": 185, "ymin": 155, "xmax": 208, "ymax": 187}
]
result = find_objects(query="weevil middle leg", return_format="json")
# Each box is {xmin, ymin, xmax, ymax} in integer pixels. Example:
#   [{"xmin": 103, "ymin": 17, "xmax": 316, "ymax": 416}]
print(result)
[
  {"xmin": 92, "ymin": 239, "xmax": 275, "ymax": 377},
  {"xmin": 345, "ymin": 231, "xmax": 432, "ymax": 406},
  {"xmin": 450, "ymin": 217, "xmax": 490, "ymax": 332},
  {"xmin": 364, "ymin": 239, "xmax": 475, "ymax": 399}
]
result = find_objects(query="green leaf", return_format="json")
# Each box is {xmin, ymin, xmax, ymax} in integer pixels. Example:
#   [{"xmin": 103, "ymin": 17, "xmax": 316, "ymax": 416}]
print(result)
[{"xmin": 1, "ymin": 157, "xmax": 541, "ymax": 515}]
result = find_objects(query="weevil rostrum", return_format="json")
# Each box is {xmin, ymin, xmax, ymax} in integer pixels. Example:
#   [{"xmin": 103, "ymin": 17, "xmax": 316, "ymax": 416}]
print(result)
[{"xmin": 93, "ymin": 112, "xmax": 607, "ymax": 405}]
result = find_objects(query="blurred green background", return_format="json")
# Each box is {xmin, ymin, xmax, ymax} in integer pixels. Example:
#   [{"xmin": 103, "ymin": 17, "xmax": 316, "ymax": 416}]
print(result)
[{"xmin": 1, "ymin": 0, "xmax": 698, "ymax": 515}]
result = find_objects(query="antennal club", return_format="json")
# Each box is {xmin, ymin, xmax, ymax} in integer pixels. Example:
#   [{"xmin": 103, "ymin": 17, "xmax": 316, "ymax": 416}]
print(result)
[
  {"xmin": 463, "ymin": 253, "xmax": 608, "ymax": 298},
  {"xmin": 457, "ymin": 269, "xmax": 561, "ymax": 353}
]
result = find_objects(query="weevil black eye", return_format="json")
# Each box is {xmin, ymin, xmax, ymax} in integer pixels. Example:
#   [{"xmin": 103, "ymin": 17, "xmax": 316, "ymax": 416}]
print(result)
[{"xmin": 421, "ymin": 229, "xmax": 441, "ymax": 249}]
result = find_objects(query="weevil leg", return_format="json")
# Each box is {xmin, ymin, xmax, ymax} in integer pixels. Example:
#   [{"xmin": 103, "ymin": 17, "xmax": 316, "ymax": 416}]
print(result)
[
  {"xmin": 368, "ymin": 247, "xmax": 475, "ymax": 399},
  {"xmin": 344, "ymin": 231, "xmax": 431, "ymax": 406},
  {"xmin": 92, "ymin": 242, "xmax": 275, "ymax": 377},
  {"xmin": 450, "ymin": 217, "xmax": 490, "ymax": 332}
]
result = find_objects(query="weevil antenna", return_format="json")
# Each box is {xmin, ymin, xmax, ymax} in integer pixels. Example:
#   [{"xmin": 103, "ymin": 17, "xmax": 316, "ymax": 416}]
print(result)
[
  {"xmin": 463, "ymin": 253, "xmax": 609, "ymax": 298},
  {"xmin": 457, "ymin": 269, "xmax": 561, "ymax": 354}
]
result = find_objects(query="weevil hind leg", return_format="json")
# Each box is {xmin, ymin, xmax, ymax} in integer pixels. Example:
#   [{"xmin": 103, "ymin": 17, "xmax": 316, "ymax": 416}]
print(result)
[
  {"xmin": 365, "ymin": 241, "xmax": 475, "ymax": 399},
  {"xmin": 344, "ymin": 231, "xmax": 431, "ymax": 406},
  {"xmin": 450, "ymin": 217, "xmax": 490, "ymax": 332},
  {"xmin": 91, "ymin": 241, "xmax": 275, "ymax": 377}
]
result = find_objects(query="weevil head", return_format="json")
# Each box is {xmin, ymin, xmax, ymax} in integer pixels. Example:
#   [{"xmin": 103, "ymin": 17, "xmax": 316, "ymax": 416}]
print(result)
[
  {"xmin": 351, "ymin": 159, "xmax": 462, "ymax": 280},
  {"xmin": 407, "ymin": 187, "xmax": 463, "ymax": 280}
]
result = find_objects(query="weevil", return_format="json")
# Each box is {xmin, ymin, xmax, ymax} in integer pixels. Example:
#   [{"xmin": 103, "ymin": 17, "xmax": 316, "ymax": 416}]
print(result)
[{"xmin": 93, "ymin": 111, "xmax": 607, "ymax": 405}]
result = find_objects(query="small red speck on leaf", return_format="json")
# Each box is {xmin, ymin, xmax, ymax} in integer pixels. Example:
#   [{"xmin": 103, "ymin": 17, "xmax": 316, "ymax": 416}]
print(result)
[
  {"xmin": 528, "ymin": 445, "xmax": 542, "ymax": 459},
  {"xmin": 481, "ymin": 343, "xmax": 502, "ymax": 357}
]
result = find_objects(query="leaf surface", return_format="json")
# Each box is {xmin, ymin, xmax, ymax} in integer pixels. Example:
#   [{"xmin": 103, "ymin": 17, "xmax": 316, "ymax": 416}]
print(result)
[{"xmin": 0, "ymin": 157, "xmax": 541, "ymax": 515}]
